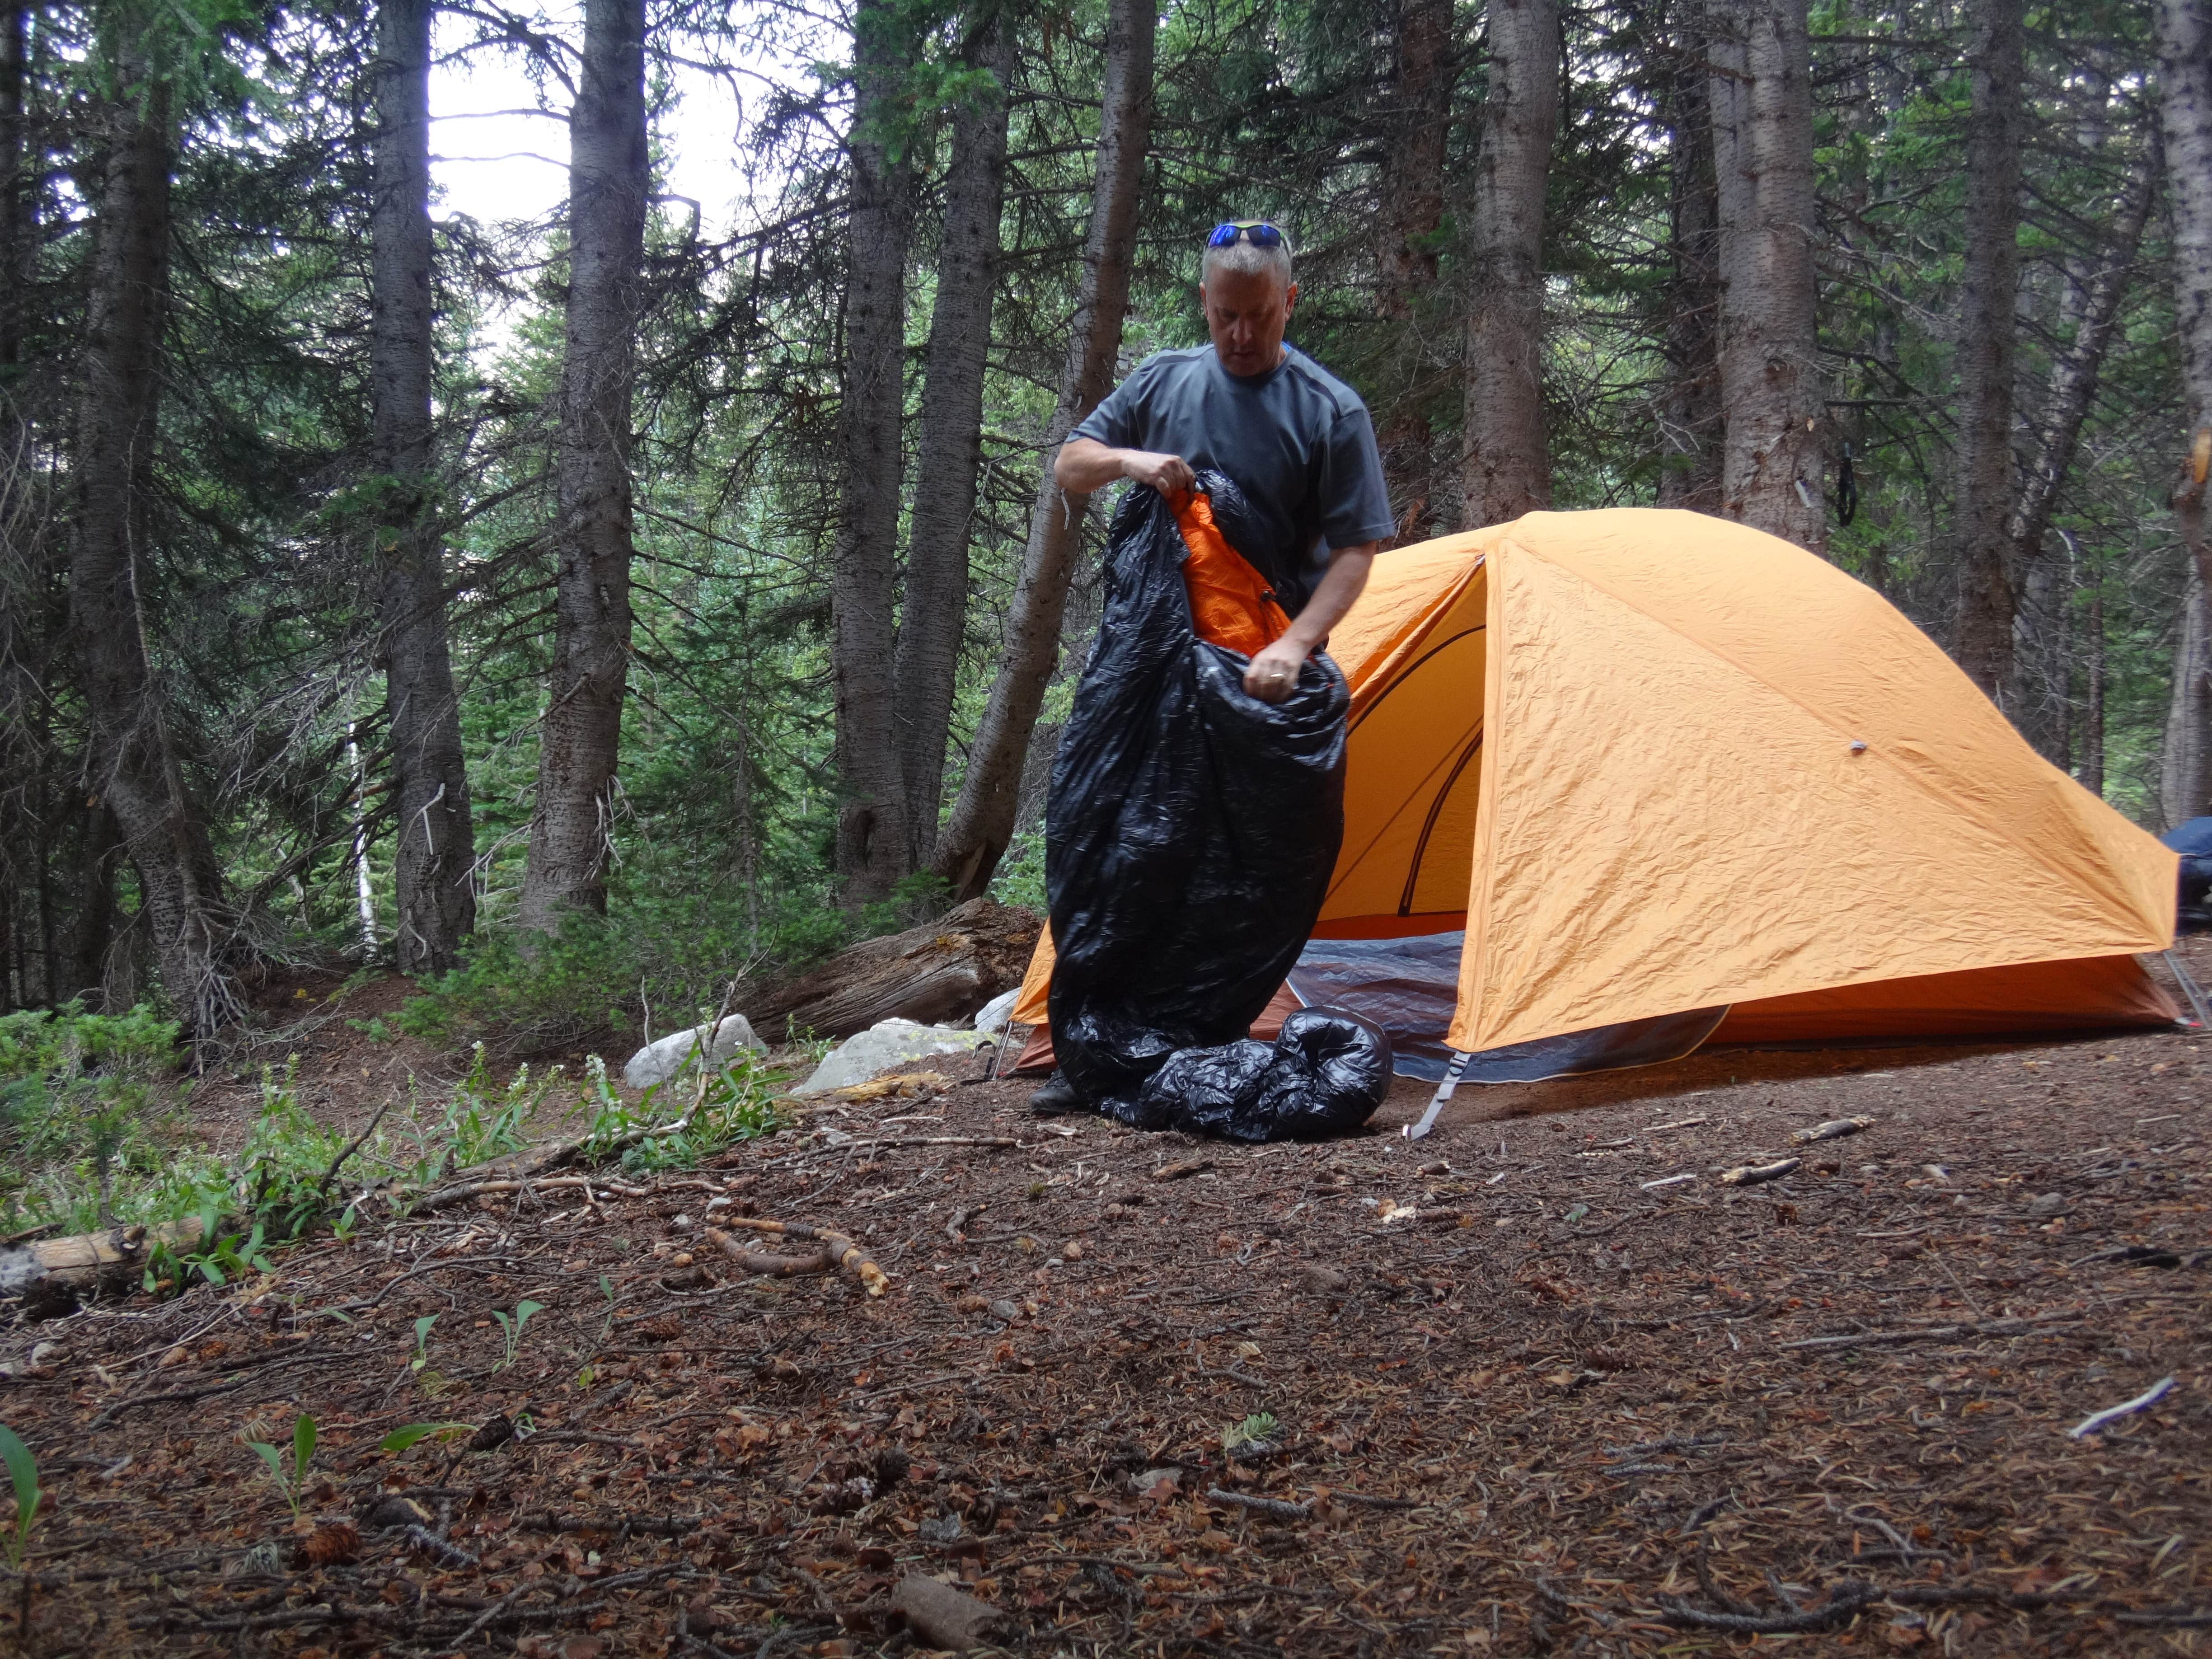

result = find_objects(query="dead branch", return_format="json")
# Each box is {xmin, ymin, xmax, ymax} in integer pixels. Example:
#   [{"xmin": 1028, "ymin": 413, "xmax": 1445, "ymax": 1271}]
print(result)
[
  {"xmin": 1206, "ymin": 1488, "xmax": 1310, "ymax": 1519},
  {"xmin": 705, "ymin": 1220, "xmax": 888, "ymax": 1296},
  {"xmin": 1781, "ymin": 1313, "xmax": 2079, "ymax": 1350},
  {"xmin": 413, "ymin": 1175, "xmax": 650, "ymax": 1212},
  {"xmin": 317, "ymin": 1092, "xmax": 401, "ymax": 1195},
  {"xmin": 1658, "ymin": 1581, "xmax": 1875, "ymax": 1632},
  {"xmin": 1718, "ymin": 1158, "xmax": 1800, "ymax": 1186},
  {"xmin": 1790, "ymin": 1116, "xmax": 1872, "ymax": 1144}
]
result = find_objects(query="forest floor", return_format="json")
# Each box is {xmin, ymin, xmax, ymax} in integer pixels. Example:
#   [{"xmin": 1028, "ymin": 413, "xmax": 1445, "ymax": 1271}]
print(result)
[{"xmin": 3, "ymin": 947, "xmax": 2210, "ymax": 1658}]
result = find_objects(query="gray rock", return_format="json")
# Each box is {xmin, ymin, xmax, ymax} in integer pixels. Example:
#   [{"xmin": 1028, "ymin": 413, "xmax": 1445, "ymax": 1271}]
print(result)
[
  {"xmin": 972, "ymin": 987, "xmax": 1021, "ymax": 1035},
  {"xmin": 792, "ymin": 1018, "xmax": 994, "ymax": 1095},
  {"xmin": 623, "ymin": 1015, "xmax": 764, "ymax": 1090}
]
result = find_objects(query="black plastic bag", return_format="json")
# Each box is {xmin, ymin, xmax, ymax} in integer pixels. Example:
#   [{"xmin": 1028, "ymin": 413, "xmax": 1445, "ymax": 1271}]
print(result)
[
  {"xmin": 1045, "ymin": 470, "xmax": 1352, "ymax": 1130},
  {"xmin": 1131, "ymin": 1007, "xmax": 1394, "ymax": 1141}
]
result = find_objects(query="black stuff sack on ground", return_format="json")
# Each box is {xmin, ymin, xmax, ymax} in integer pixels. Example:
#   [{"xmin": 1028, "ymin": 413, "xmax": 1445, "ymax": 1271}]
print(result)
[
  {"xmin": 1128, "ymin": 1006, "xmax": 1394, "ymax": 1140},
  {"xmin": 1045, "ymin": 472, "xmax": 1350, "ymax": 1125}
]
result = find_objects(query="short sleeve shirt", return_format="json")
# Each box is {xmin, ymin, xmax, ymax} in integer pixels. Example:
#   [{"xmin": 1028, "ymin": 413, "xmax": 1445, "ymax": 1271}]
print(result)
[{"xmin": 1070, "ymin": 343, "xmax": 1395, "ymax": 613}]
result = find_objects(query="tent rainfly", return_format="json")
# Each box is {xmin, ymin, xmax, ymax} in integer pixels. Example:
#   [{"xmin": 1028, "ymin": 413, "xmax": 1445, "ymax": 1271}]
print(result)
[{"xmin": 1010, "ymin": 508, "xmax": 2182, "ymax": 1097}]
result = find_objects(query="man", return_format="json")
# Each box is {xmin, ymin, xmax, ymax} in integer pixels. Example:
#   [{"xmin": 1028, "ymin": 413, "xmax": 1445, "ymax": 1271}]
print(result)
[
  {"xmin": 1031, "ymin": 222, "xmax": 1395, "ymax": 1115},
  {"xmin": 1053, "ymin": 221, "xmax": 1394, "ymax": 705}
]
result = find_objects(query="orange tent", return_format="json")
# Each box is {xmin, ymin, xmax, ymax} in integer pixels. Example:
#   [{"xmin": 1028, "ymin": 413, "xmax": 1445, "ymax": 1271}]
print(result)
[{"xmin": 1012, "ymin": 507, "xmax": 2179, "ymax": 1064}]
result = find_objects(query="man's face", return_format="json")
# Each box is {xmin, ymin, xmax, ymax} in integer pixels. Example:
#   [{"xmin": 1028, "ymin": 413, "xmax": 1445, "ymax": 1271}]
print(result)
[{"xmin": 1200, "ymin": 267, "xmax": 1297, "ymax": 379}]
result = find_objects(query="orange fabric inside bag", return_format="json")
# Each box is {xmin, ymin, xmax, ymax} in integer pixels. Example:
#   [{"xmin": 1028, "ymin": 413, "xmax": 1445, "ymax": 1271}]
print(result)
[{"xmin": 1175, "ymin": 488, "xmax": 1290, "ymax": 654}]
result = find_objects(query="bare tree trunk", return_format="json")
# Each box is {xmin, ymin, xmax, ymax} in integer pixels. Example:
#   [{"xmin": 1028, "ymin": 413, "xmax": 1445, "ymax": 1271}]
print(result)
[
  {"xmin": 0, "ymin": 0, "xmax": 23, "ymax": 380},
  {"xmin": 372, "ymin": 0, "xmax": 476, "ymax": 972},
  {"xmin": 66, "ymin": 79, "xmax": 236, "ymax": 1032},
  {"xmin": 895, "ymin": 8, "xmax": 1014, "ymax": 873},
  {"xmin": 1460, "ymin": 0, "xmax": 1558, "ymax": 528},
  {"xmin": 2081, "ymin": 586, "xmax": 2105, "ymax": 797},
  {"xmin": 929, "ymin": 0, "xmax": 1154, "ymax": 903},
  {"xmin": 2003, "ymin": 149, "xmax": 2156, "ymax": 755},
  {"xmin": 2160, "ymin": 0, "xmax": 2212, "ymax": 623},
  {"xmin": 1375, "ymin": 0, "xmax": 1452, "ymax": 532},
  {"xmin": 1658, "ymin": 14, "xmax": 1723, "ymax": 510},
  {"xmin": 2165, "ymin": 565, "xmax": 2212, "ymax": 828},
  {"xmin": 830, "ymin": 0, "xmax": 923, "ymax": 907},
  {"xmin": 1949, "ymin": 0, "xmax": 2026, "ymax": 698},
  {"xmin": 519, "ymin": 0, "xmax": 647, "ymax": 933},
  {"xmin": 1705, "ymin": 0, "xmax": 1824, "ymax": 552}
]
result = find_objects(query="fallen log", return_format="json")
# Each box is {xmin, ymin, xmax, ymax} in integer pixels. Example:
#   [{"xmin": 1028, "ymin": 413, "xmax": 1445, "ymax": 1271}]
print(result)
[
  {"xmin": 0, "ymin": 1214, "xmax": 211, "ymax": 1316},
  {"xmin": 747, "ymin": 898, "xmax": 1042, "ymax": 1041}
]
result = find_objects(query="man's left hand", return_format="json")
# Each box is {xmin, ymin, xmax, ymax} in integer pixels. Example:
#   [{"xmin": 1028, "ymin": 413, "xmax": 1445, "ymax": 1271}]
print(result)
[{"xmin": 1244, "ymin": 638, "xmax": 1307, "ymax": 703}]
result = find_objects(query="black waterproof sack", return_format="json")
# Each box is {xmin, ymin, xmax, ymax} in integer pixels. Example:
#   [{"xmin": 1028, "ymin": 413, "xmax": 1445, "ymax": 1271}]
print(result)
[
  {"xmin": 1133, "ymin": 1007, "xmax": 1395, "ymax": 1141},
  {"xmin": 1045, "ymin": 470, "xmax": 1356, "ymax": 1134}
]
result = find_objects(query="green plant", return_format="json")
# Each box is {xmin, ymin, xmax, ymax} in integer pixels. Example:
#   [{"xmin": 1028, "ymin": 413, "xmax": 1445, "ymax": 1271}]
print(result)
[
  {"xmin": 0, "ymin": 1425, "xmax": 39, "ymax": 1569},
  {"xmin": 410, "ymin": 1314, "xmax": 438, "ymax": 1372},
  {"xmin": 245, "ymin": 1413, "xmax": 316, "ymax": 1519},
  {"xmin": 490, "ymin": 1301, "xmax": 544, "ymax": 1372},
  {"xmin": 1222, "ymin": 1412, "xmax": 1280, "ymax": 1457},
  {"xmin": 379, "ymin": 1421, "xmax": 473, "ymax": 1454}
]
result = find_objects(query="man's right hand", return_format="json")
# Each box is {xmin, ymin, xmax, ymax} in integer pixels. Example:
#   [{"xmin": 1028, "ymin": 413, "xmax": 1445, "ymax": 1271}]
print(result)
[
  {"xmin": 1117, "ymin": 450, "xmax": 1197, "ymax": 497},
  {"xmin": 1054, "ymin": 437, "xmax": 1195, "ymax": 497}
]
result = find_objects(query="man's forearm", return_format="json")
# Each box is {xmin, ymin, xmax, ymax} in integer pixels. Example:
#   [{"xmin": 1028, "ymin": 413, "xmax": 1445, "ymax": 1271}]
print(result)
[
  {"xmin": 1281, "ymin": 544, "xmax": 1375, "ymax": 653},
  {"xmin": 1054, "ymin": 437, "xmax": 1196, "ymax": 497}
]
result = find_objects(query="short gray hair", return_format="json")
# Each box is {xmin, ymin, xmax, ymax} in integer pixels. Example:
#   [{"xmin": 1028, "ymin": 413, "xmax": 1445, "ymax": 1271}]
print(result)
[{"xmin": 1201, "ymin": 233, "xmax": 1294, "ymax": 291}]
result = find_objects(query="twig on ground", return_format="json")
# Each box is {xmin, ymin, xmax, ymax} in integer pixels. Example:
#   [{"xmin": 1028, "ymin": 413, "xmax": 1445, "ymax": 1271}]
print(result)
[
  {"xmin": 2067, "ymin": 1374, "xmax": 2176, "ymax": 1438},
  {"xmin": 316, "ymin": 1092, "xmax": 400, "ymax": 1196}
]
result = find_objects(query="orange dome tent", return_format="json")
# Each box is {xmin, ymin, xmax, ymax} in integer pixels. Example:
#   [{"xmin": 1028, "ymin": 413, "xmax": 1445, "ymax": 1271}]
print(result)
[{"xmin": 1010, "ymin": 508, "xmax": 2180, "ymax": 1075}]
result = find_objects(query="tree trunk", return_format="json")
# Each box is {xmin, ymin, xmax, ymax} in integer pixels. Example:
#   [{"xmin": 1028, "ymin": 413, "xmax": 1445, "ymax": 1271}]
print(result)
[
  {"xmin": 0, "ymin": 0, "xmax": 23, "ymax": 379},
  {"xmin": 928, "ymin": 0, "xmax": 1154, "ymax": 904},
  {"xmin": 894, "ymin": 8, "xmax": 1014, "ymax": 872},
  {"xmin": 1658, "ymin": 14, "xmax": 1723, "ymax": 511},
  {"xmin": 830, "ymin": 0, "xmax": 923, "ymax": 907},
  {"xmin": 372, "ymin": 0, "xmax": 476, "ymax": 972},
  {"xmin": 2081, "ymin": 586, "xmax": 2105, "ymax": 797},
  {"xmin": 2165, "ymin": 564, "xmax": 2212, "ymax": 829},
  {"xmin": 2002, "ymin": 149, "xmax": 2156, "ymax": 756},
  {"xmin": 66, "ymin": 79, "xmax": 237, "ymax": 1033},
  {"xmin": 1948, "ymin": 0, "xmax": 2025, "ymax": 698},
  {"xmin": 2160, "ymin": 0, "xmax": 2212, "ymax": 615},
  {"xmin": 1460, "ymin": 0, "xmax": 1558, "ymax": 528},
  {"xmin": 1705, "ymin": 0, "xmax": 1824, "ymax": 552},
  {"xmin": 519, "ymin": 0, "xmax": 647, "ymax": 933},
  {"xmin": 1375, "ymin": 0, "xmax": 1453, "ymax": 534}
]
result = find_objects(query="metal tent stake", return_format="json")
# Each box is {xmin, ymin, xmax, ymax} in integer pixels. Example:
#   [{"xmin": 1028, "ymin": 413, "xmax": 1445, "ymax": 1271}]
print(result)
[{"xmin": 1403, "ymin": 1050, "xmax": 1471, "ymax": 1141}]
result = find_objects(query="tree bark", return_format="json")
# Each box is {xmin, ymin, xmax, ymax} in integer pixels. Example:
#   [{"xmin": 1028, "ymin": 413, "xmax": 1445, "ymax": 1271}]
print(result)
[
  {"xmin": 928, "ymin": 0, "xmax": 1154, "ymax": 904},
  {"xmin": 894, "ymin": 7, "xmax": 1014, "ymax": 872},
  {"xmin": 519, "ymin": 0, "xmax": 647, "ymax": 933},
  {"xmin": 830, "ymin": 0, "xmax": 923, "ymax": 907},
  {"xmin": 2160, "ymin": 0, "xmax": 2212, "ymax": 605},
  {"xmin": 2002, "ymin": 149, "xmax": 2156, "ymax": 757},
  {"xmin": 1375, "ymin": 0, "xmax": 1453, "ymax": 534},
  {"xmin": 1948, "ymin": 0, "xmax": 2025, "ymax": 699},
  {"xmin": 1705, "ymin": 0, "xmax": 1824, "ymax": 552},
  {"xmin": 2081, "ymin": 586, "xmax": 2105, "ymax": 797},
  {"xmin": 2165, "ymin": 564, "xmax": 2212, "ymax": 829},
  {"xmin": 372, "ymin": 0, "xmax": 476, "ymax": 972},
  {"xmin": 1658, "ymin": 14, "xmax": 1723, "ymax": 511},
  {"xmin": 66, "ymin": 77, "xmax": 237, "ymax": 1032},
  {"xmin": 1460, "ymin": 0, "xmax": 1558, "ymax": 528}
]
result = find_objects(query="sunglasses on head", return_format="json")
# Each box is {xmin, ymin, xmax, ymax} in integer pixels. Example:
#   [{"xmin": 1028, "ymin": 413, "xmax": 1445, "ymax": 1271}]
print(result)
[{"xmin": 1208, "ymin": 220, "xmax": 1286, "ymax": 249}]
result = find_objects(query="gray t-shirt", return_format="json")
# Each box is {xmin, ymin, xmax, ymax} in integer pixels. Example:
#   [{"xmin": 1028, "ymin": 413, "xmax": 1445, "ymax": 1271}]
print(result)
[{"xmin": 1070, "ymin": 343, "xmax": 1395, "ymax": 614}]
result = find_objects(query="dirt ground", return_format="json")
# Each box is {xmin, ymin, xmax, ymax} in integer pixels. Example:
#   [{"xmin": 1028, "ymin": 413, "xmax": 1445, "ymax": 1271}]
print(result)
[{"xmin": 2, "ymin": 951, "xmax": 2209, "ymax": 1657}]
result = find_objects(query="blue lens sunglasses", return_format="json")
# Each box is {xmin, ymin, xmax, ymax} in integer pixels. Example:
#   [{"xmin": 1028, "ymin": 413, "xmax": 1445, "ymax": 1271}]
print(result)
[{"xmin": 1208, "ymin": 220, "xmax": 1287, "ymax": 249}]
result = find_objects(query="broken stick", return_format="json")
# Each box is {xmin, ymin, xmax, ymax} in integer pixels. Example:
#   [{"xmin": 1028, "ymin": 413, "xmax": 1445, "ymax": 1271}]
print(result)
[{"xmin": 704, "ymin": 1218, "xmax": 888, "ymax": 1297}]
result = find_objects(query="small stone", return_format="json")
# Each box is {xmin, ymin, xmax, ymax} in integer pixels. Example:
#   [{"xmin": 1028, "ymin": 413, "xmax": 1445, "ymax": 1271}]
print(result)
[
  {"xmin": 1132, "ymin": 1467, "xmax": 1180, "ymax": 1496},
  {"xmin": 987, "ymin": 1298, "xmax": 1021, "ymax": 1322},
  {"xmin": 1062, "ymin": 1239, "xmax": 1083, "ymax": 1261}
]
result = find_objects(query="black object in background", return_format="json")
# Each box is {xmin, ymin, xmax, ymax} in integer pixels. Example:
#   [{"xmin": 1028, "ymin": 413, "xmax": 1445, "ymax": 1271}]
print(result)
[
  {"xmin": 2163, "ymin": 817, "xmax": 2212, "ymax": 934},
  {"xmin": 1045, "ymin": 471, "xmax": 1354, "ymax": 1133}
]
